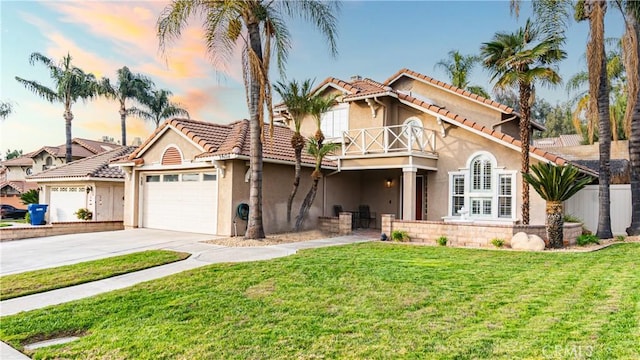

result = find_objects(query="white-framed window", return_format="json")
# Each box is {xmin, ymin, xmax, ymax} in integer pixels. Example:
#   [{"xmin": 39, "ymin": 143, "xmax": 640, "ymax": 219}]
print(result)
[
  {"xmin": 447, "ymin": 151, "xmax": 516, "ymax": 221},
  {"xmin": 320, "ymin": 104, "xmax": 349, "ymax": 139}
]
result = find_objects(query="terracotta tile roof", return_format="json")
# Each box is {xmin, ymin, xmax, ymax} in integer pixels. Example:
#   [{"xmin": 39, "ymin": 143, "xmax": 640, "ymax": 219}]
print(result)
[
  {"xmin": 206, "ymin": 120, "xmax": 334, "ymax": 167},
  {"xmin": 396, "ymin": 91, "xmax": 572, "ymax": 167},
  {"xmin": 384, "ymin": 68, "xmax": 516, "ymax": 114},
  {"xmin": 128, "ymin": 118, "xmax": 231, "ymax": 160},
  {"xmin": 29, "ymin": 146, "xmax": 136, "ymax": 180},
  {"xmin": 1, "ymin": 155, "xmax": 33, "ymax": 167},
  {"xmin": 0, "ymin": 180, "xmax": 38, "ymax": 193},
  {"xmin": 26, "ymin": 138, "xmax": 116, "ymax": 160}
]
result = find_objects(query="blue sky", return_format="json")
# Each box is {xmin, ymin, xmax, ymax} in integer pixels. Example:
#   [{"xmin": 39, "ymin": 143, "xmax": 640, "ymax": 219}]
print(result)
[{"xmin": 0, "ymin": 1, "xmax": 624, "ymax": 155}]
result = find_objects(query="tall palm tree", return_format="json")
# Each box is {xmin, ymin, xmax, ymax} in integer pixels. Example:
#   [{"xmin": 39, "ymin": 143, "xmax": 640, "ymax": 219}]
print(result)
[
  {"xmin": 295, "ymin": 138, "xmax": 340, "ymax": 231},
  {"xmin": 576, "ymin": 0, "xmax": 613, "ymax": 239},
  {"xmin": 567, "ymin": 40, "xmax": 626, "ymax": 143},
  {"xmin": 523, "ymin": 163, "xmax": 592, "ymax": 248},
  {"xmin": 0, "ymin": 101, "xmax": 12, "ymax": 120},
  {"xmin": 129, "ymin": 89, "xmax": 189, "ymax": 128},
  {"xmin": 274, "ymin": 79, "xmax": 313, "ymax": 224},
  {"xmin": 15, "ymin": 52, "xmax": 99, "ymax": 163},
  {"xmin": 157, "ymin": 0, "xmax": 339, "ymax": 239},
  {"xmin": 294, "ymin": 94, "xmax": 338, "ymax": 231},
  {"xmin": 100, "ymin": 66, "xmax": 153, "ymax": 145},
  {"xmin": 481, "ymin": 19, "xmax": 566, "ymax": 225},
  {"xmin": 616, "ymin": 0, "xmax": 640, "ymax": 235},
  {"xmin": 435, "ymin": 50, "xmax": 489, "ymax": 98}
]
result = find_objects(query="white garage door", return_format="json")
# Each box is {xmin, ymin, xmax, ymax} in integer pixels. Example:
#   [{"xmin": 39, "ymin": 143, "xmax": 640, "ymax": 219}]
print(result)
[
  {"xmin": 142, "ymin": 172, "xmax": 218, "ymax": 234},
  {"xmin": 49, "ymin": 186, "xmax": 87, "ymax": 222}
]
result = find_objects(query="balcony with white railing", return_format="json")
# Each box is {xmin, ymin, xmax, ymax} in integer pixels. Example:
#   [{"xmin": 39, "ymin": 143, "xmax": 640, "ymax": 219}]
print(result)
[
  {"xmin": 336, "ymin": 123, "xmax": 438, "ymax": 170},
  {"xmin": 341, "ymin": 124, "xmax": 437, "ymax": 157}
]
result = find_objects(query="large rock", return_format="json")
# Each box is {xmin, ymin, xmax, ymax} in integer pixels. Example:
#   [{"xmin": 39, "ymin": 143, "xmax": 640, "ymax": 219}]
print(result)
[{"xmin": 511, "ymin": 232, "xmax": 545, "ymax": 251}]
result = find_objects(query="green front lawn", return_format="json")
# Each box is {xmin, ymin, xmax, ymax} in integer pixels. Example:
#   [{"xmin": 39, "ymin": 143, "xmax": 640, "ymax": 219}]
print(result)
[
  {"xmin": 1, "ymin": 243, "xmax": 638, "ymax": 359},
  {"xmin": 0, "ymin": 250, "xmax": 190, "ymax": 300}
]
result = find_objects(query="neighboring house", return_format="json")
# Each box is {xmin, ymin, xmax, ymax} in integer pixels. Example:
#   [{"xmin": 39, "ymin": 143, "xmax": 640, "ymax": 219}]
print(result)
[
  {"xmin": 0, "ymin": 138, "xmax": 118, "ymax": 209},
  {"xmin": 27, "ymin": 146, "xmax": 136, "ymax": 223},
  {"xmin": 116, "ymin": 68, "xmax": 592, "ymax": 236}
]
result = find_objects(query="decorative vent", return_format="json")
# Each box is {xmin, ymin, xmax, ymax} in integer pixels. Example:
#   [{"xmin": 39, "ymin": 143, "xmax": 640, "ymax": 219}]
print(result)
[{"xmin": 161, "ymin": 146, "xmax": 182, "ymax": 165}]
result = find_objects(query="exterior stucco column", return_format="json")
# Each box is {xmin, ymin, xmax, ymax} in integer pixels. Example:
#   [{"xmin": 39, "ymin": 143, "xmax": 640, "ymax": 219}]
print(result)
[{"xmin": 402, "ymin": 167, "xmax": 417, "ymax": 220}]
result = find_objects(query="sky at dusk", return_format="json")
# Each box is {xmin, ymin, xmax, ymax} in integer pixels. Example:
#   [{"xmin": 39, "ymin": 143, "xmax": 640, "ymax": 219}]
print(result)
[{"xmin": 0, "ymin": 1, "xmax": 625, "ymax": 156}]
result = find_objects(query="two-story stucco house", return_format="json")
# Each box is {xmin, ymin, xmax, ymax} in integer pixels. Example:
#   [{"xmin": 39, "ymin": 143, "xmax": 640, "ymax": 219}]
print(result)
[{"xmin": 115, "ymin": 68, "xmax": 588, "ymax": 236}]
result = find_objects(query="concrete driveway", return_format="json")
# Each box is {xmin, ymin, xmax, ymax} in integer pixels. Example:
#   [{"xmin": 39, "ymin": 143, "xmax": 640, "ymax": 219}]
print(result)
[{"xmin": 0, "ymin": 229, "xmax": 219, "ymax": 276}]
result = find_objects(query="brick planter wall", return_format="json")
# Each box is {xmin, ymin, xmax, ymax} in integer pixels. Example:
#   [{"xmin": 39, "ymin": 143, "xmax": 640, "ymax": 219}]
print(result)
[
  {"xmin": 0, "ymin": 221, "xmax": 124, "ymax": 241},
  {"xmin": 318, "ymin": 216, "xmax": 340, "ymax": 234},
  {"xmin": 385, "ymin": 216, "xmax": 582, "ymax": 248}
]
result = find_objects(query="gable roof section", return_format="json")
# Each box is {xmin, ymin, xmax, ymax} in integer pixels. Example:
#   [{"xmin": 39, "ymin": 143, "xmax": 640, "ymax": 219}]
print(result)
[
  {"xmin": 29, "ymin": 146, "xmax": 136, "ymax": 180},
  {"xmin": 26, "ymin": 138, "xmax": 116, "ymax": 160},
  {"xmin": 127, "ymin": 118, "xmax": 231, "ymax": 161},
  {"xmin": 394, "ymin": 91, "xmax": 597, "ymax": 175},
  {"xmin": 384, "ymin": 68, "xmax": 516, "ymax": 114},
  {"xmin": 0, "ymin": 154, "xmax": 34, "ymax": 167},
  {"xmin": 0, "ymin": 180, "xmax": 38, "ymax": 193}
]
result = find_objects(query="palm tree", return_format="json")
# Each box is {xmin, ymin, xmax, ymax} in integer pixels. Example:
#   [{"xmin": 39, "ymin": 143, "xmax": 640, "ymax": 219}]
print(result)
[
  {"xmin": 294, "ymin": 138, "xmax": 340, "ymax": 231},
  {"xmin": 616, "ymin": 0, "xmax": 640, "ymax": 235},
  {"xmin": 523, "ymin": 163, "xmax": 592, "ymax": 248},
  {"xmin": 309, "ymin": 94, "xmax": 338, "ymax": 149},
  {"xmin": 435, "ymin": 50, "xmax": 489, "ymax": 98},
  {"xmin": 100, "ymin": 66, "xmax": 153, "ymax": 145},
  {"xmin": 0, "ymin": 101, "xmax": 12, "ymax": 119},
  {"xmin": 567, "ymin": 40, "xmax": 626, "ymax": 143},
  {"xmin": 157, "ymin": 0, "xmax": 339, "ymax": 239},
  {"xmin": 15, "ymin": 52, "xmax": 99, "ymax": 163},
  {"xmin": 129, "ymin": 89, "xmax": 189, "ymax": 128},
  {"xmin": 293, "ymin": 94, "xmax": 338, "ymax": 231},
  {"xmin": 481, "ymin": 19, "xmax": 566, "ymax": 225},
  {"xmin": 274, "ymin": 79, "xmax": 314, "ymax": 224},
  {"xmin": 576, "ymin": 0, "xmax": 613, "ymax": 239}
]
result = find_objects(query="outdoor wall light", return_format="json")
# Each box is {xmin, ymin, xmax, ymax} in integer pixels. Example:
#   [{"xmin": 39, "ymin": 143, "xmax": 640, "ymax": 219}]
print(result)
[
  {"xmin": 86, "ymin": 186, "xmax": 93, "ymax": 194},
  {"xmin": 385, "ymin": 178, "xmax": 393, "ymax": 188}
]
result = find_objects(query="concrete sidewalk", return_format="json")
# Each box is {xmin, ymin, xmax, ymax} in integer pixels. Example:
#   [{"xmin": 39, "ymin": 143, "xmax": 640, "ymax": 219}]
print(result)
[{"xmin": 1, "ymin": 233, "xmax": 374, "ymax": 359}]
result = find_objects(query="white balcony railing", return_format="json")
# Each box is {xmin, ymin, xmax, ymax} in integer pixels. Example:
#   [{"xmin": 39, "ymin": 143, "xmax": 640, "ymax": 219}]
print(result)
[{"xmin": 342, "ymin": 124, "xmax": 436, "ymax": 156}]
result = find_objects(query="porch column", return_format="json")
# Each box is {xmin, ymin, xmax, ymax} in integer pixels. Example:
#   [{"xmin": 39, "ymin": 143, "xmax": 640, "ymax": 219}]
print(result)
[{"xmin": 402, "ymin": 167, "xmax": 417, "ymax": 220}]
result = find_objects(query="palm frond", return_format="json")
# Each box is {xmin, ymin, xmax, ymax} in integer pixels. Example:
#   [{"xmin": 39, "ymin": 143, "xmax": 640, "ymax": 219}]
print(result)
[{"xmin": 14, "ymin": 78, "xmax": 59, "ymax": 103}]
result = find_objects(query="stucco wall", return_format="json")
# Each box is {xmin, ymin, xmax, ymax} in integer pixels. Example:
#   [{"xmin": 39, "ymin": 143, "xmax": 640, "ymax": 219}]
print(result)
[
  {"xmin": 137, "ymin": 129, "xmax": 203, "ymax": 165},
  {"xmin": 392, "ymin": 77, "xmax": 503, "ymax": 128},
  {"xmin": 4, "ymin": 166, "xmax": 30, "ymax": 181}
]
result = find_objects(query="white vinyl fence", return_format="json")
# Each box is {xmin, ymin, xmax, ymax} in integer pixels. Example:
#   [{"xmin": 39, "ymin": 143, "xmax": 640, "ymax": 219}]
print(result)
[{"xmin": 564, "ymin": 184, "xmax": 632, "ymax": 236}]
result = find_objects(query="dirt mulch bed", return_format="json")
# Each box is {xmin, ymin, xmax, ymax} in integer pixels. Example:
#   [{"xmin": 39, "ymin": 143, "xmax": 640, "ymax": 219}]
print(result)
[
  {"xmin": 205, "ymin": 230, "xmax": 337, "ymax": 247},
  {"xmin": 549, "ymin": 235, "xmax": 640, "ymax": 252}
]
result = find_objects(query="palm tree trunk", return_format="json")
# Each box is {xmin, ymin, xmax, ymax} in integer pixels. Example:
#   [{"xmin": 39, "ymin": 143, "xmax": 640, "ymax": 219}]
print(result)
[
  {"xmin": 64, "ymin": 108, "xmax": 73, "ymax": 163},
  {"xmin": 546, "ymin": 200, "xmax": 564, "ymax": 248},
  {"xmin": 628, "ymin": 78, "xmax": 640, "ymax": 235},
  {"xmin": 120, "ymin": 101, "xmax": 127, "ymax": 146},
  {"xmin": 596, "ymin": 40, "xmax": 613, "ymax": 239},
  {"xmin": 519, "ymin": 82, "xmax": 531, "ymax": 225},
  {"xmin": 244, "ymin": 21, "xmax": 265, "ymax": 239},
  {"xmin": 287, "ymin": 142, "xmax": 303, "ymax": 224},
  {"xmin": 295, "ymin": 177, "xmax": 320, "ymax": 232}
]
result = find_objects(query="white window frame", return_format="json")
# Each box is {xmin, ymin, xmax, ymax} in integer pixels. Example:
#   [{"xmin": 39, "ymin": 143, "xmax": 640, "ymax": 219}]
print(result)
[
  {"xmin": 320, "ymin": 103, "xmax": 349, "ymax": 141},
  {"xmin": 447, "ymin": 151, "xmax": 517, "ymax": 222}
]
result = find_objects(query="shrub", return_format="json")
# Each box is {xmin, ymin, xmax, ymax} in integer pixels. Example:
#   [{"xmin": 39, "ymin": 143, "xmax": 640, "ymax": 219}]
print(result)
[
  {"xmin": 20, "ymin": 189, "xmax": 39, "ymax": 205},
  {"xmin": 576, "ymin": 234, "xmax": 600, "ymax": 246},
  {"xmin": 491, "ymin": 238, "xmax": 505, "ymax": 248},
  {"xmin": 390, "ymin": 230, "xmax": 409, "ymax": 242},
  {"xmin": 25, "ymin": 212, "xmax": 30, "ymax": 224},
  {"xmin": 74, "ymin": 208, "xmax": 93, "ymax": 221},
  {"xmin": 563, "ymin": 214, "xmax": 582, "ymax": 223},
  {"xmin": 436, "ymin": 236, "xmax": 448, "ymax": 246},
  {"xmin": 615, "ymin": 235, "xmax": 626, "ymax": 242}
]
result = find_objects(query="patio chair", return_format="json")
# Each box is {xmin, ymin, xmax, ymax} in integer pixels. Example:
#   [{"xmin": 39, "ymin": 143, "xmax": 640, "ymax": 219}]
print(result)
[{"xmin": 358, "ymin": 205, "xmax": 376, "ymax": 228}]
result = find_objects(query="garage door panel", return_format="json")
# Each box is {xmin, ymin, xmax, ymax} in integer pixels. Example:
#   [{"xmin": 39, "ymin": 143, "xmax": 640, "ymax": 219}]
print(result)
[
  {"xmin": 49, "ymin": 186, "xmax": 87, "ymax": 222},
  {"xmin": 142, "ymin": 173, "xmax": 217, "ymax": 234}
]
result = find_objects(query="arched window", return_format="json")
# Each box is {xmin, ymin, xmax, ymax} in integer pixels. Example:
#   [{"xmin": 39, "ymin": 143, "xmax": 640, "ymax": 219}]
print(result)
[
  {"xmin": 471, "ymin": 155, "xmax": 492, "ymax": 191},
  {"xmin": 447, "ymin": 151, "xmax": 516, "ymax": 221},
  {"xmin": 45, "ymin": 157, "xmax": 53, "ymax": 166}
]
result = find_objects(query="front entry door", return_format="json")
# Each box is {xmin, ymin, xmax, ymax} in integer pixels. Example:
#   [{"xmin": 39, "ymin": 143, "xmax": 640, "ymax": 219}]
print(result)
[{"xmin": 416, "ymin": 176, "xmax": 423, "ymax": 220}]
